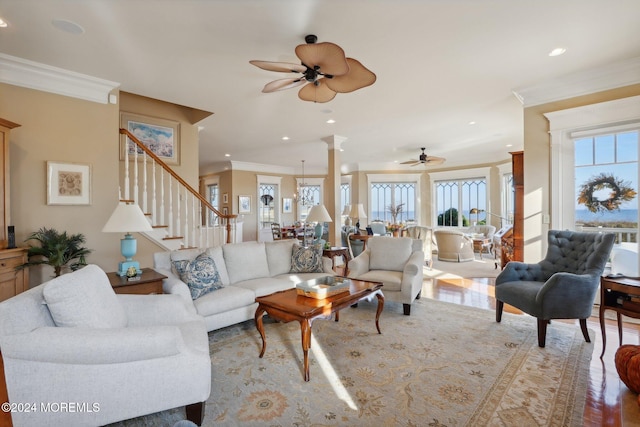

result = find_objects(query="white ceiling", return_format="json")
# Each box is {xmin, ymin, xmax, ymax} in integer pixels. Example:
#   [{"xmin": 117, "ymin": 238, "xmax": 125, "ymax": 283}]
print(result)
[{"xmin": 1, "ymin": 0, "xmax": 639, "ymax": 174}]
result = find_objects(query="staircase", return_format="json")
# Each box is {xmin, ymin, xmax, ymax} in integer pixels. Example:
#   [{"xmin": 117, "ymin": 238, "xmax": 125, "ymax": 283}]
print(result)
[{"xmin": 119, "ymin": 128, "xmax": 238, "ymax": 251}]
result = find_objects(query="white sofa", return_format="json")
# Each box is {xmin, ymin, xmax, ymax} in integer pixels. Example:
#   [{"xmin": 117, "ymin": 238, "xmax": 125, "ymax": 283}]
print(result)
[
  {"xmin": 0, "ymin": 265, "xmax": 210, "ymax": 427},
  {"xmin": 347, "ymin": 236, "xmax": 424, "ymax": 315},
  {"xmin": 153, "ymin": 239, "xmax": 335, "ymax": 332}
]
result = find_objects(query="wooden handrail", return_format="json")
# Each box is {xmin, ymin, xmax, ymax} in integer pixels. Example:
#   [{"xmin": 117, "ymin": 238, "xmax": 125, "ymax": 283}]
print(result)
[{"xmin": 119, "ymin": 128, "xmax": 237, "ymax": 242}]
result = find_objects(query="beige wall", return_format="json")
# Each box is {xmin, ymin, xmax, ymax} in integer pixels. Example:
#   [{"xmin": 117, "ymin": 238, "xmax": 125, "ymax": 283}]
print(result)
[
  {"xmin": 1, "ymin": 84, "xmax": 205, "ymax": 287},
  {"xmin": 523, "ymin": 83, "xmax": 640, "ymax": 262}
]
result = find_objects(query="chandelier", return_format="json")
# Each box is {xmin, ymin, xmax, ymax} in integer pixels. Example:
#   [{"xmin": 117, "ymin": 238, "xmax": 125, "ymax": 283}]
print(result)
[{"xmin": 295, "ymin": 160, "xmax": 314, "ymax": 206}]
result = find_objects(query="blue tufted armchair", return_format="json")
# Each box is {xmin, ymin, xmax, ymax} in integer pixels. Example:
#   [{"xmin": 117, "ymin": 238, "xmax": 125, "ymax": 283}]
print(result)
[{"xmin": 495, "ymin": 230, "xmax": 615, "ymax": 347}]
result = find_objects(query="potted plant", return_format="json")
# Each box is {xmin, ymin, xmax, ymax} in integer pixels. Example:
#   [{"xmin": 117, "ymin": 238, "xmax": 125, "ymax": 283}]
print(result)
[
  {"xmin": 17, "ymin": 227, "xmax": 92, "ymax": 277},
  {"xmin": 387, "ymin": 203, "xmax": 405, "ymax": 225}
]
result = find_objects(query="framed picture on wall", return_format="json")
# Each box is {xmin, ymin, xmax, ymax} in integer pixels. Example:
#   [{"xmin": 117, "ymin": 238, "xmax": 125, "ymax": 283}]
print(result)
[
  {"xmin": 238, "ymin": 195, "xmax": 251, "ymax": 214},
  {"xmin": 223, "ymin": 192, "xmax": 228, "ymax": 204},
  {"xmin": 46, "ymin": 161, "xmax": 91, "ymax": 205},
  {"xmin": 222, "ymin": 207, "xmax": 228, "ymax": 215},
  {"xmin": 120, "ymin": 112, "xmax": 180, "ymax": 165},
  {"xmin": 282, "ymin": 198, "xmax": 292, "ymax": 213}
]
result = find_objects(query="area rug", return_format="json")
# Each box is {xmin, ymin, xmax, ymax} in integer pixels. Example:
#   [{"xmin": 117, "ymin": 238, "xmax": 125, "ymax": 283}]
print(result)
[{"xmin": 113, "ymin": 297, "xmax": 593, "ymax": 427}]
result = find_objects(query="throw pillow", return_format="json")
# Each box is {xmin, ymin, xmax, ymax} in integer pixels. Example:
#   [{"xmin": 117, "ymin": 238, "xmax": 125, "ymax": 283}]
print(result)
[
  {"xmin": 43, "ymin": 264, "xmax": 127, "ymax": 329},
  {"xmin": 172, "ymin": 252, "xmax": 223, "ymax": 299},
  {"xmin": 290, "ymin": 243, "xmax": 324, "ymax": 273}
]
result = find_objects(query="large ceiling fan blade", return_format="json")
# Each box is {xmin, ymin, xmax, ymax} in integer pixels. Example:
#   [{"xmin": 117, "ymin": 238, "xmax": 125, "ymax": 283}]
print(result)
[
  {"xmin": 249, "ymin": 60, "xmax": 306, "ymax": 73},
  {"xmin": 262, "ymin": 78, "xmax": 306, "ymax": 93},
  {"xmin": 325, "ymin": 58, "xmax": 377, "ymax": 93},
  {"xmin": 400, "ymin": 160, "xmax": 419, "ymax": 165},
  {"xmin": 425, "ymin": 156, "xmax": 446, "ymax": 165},
  {"xmin": 295, "ymin": 42, "xmax": 349, "ymax": 76},
  {"xmin": 298, "ymin": 79, "xmax": 337, "ymax": 103}
]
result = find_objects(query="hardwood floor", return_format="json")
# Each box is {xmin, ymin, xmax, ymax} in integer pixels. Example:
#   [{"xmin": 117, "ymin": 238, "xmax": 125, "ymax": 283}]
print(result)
[{"xmin": 423, "ymin": 275, "xmax": 640, "ymax": 426}]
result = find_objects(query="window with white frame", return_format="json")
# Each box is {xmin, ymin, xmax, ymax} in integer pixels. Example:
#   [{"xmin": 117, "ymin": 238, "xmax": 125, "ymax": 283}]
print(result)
[
  {"xmin": 367, "ymin": 174, "xmax": 421, "ymax": 224},
  {"xmin": 256, "ymin": 175, "xmax": 282, "ymax": 229},
  {"xmin": 434, "ymin": 178, "xmax": 486, "ymax": 226},
  {"xmin": 428, "ymin": 167, "xmax": 491, "ymax": 228},
  {"xmin": 207, "ymin": 183, "xmax": 219, "ymax": 226},
  {"xmin": 574, "ymin": 130, "xmax": 638, "ymax": 240},
  {"xmin": 340, "ymin": 182, "xmax": 350, "ymax": 213},
  {"xmin": 546, "ymin": 95, "xmax": 640, "ymax": 245}
]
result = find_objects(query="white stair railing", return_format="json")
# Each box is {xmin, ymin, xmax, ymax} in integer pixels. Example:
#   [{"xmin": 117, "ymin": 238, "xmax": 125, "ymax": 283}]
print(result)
[{"xmin": 119, "ymin": 128, "xmax": 237, "ymax": 250}]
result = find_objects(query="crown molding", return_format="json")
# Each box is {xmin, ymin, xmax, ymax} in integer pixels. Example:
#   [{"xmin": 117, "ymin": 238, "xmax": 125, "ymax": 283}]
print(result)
[
  {"xmin": 0, "ymin": 53, "xmax": 120, "ymax": 104},
  {"xmin": 513, "ymin": 56, "xmax": 640, "ymax": 107}
]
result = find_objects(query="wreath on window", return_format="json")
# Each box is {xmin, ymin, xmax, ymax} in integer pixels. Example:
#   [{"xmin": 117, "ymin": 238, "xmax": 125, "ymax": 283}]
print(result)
[{"xmin": 577, "ymin": 173, "xmax": 637, "ymax": 213}]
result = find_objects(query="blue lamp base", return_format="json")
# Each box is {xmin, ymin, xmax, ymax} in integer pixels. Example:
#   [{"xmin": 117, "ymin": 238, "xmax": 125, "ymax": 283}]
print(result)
[
  {"xmin": 117, "ymin": 260, "xmax": 142, "ymax": 277},
  {"xmin": 117, "ymin": 233, "xmax": 142, "ymax": 276}
]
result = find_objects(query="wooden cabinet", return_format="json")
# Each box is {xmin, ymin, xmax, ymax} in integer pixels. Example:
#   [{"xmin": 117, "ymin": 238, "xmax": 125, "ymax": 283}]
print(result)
[
  {"xmin": 493, "ymin": 225, "xmax": 514, "ymax": 269},
  {"xmin": 0, "ymin": 248, "xmax": 28, "ymax": 302},
  {"xmin": 511, "ymin": 151, "xmax": 524, "ymax": 262},
  {"xmin": 0, "ymin": 118, "xmax": 20, "ymax": 250}
]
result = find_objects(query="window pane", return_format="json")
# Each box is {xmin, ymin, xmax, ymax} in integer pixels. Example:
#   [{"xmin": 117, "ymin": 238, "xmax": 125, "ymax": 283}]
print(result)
[
  {"xmin": 574, "ymin": 138, "xmax": 593, "ymax": 166},
  {"xmin": 617, "ymin": 131, "xmax": 638, "ymax": 162},
  {"xmin": 594, "ymin": 134, "xmax": 615, "ymax": 164}
]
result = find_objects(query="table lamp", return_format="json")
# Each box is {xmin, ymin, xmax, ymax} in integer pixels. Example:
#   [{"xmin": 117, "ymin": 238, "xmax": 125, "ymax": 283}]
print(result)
[
  {"xmin": 102, "ymin": 202, "xmax": 153, "ymax": 276},
  {"xmin": 349, "ymin": 203, "xmax": 367, "ymax": 229},
  {"xmin": 342, "ymin": 205, "xmax": 351, "ymax": 226}
]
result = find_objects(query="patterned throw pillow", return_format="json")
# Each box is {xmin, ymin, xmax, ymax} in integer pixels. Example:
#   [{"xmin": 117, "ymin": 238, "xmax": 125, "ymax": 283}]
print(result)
[
  {"xmin": 290, "ymin": 243, "xmax": 324, "ymax": 273},
  {"xmin": 172, "ymin": 252, "xmax": 223, "ymax": 299}
]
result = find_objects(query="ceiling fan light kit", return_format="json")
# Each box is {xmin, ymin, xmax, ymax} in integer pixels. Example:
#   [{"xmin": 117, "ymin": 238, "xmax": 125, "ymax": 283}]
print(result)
[{"xmin": 250, "ymin": 34, "xmax": 376, "ymax": 103}]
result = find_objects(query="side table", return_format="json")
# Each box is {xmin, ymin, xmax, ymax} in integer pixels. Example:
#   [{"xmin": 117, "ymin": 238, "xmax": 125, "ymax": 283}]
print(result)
[
  {"xmin": 322, "ymin": 246, "xmax": 351, "ymax": 272},
  {"xmin": 599, "ymin": 275, "xmax": 640, "ymax": 358},
  {"xmin": 107, "ymin": 268, "xmax": 167, "ymax": 295}
]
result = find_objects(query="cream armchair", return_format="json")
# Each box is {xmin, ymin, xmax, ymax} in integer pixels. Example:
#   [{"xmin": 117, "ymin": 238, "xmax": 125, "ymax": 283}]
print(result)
[
  {"xmin": 347, "ymin": 236, "xmax": 424, "ymax": 315},
  {"xmin": 433, "ymin": 228, "xmax": 475, "ymax": 262},
  {"xmin": 0, "ymin": 265, "xmax": 211, "ymax": 427}
]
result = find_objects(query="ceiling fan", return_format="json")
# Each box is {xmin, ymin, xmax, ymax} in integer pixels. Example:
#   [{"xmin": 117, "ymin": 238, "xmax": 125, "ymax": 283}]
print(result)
[
  {"xmin": 249, "ymin": 34, "xmax": 376, "ymax": 103},
  {"xmin": 400, "ymin": 147, "xmax": 446, "ymax": 167}
]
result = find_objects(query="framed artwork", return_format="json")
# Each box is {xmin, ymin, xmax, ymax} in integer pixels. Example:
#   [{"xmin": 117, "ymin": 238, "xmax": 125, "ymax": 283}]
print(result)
[
  {"xmin": 238, "ymin": 195, "xmax": 251, "ymax": 214},
  {"xmin": 120, "ymin": 112, "xmax": 180, "ymax": 165},
  {"xmin": 222, "ymin": 207, "xmax": 228, "ymax": 215},
  {"xmin": 223, "ymin": 192, "xmax": 228, "ymax": 204},
  {"xmin": 46, "ymin": 161, "xmax": 91, "ymax": 205},
  {"xmin": 282, "ymin": 197, "xmax": 293, "ymax": 213}
]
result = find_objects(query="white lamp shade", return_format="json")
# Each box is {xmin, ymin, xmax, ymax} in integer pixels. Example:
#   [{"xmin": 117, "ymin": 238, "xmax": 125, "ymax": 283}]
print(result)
[
  {"xmin": 306, "ymin": 204, "xmax": 333, "ymax": 223},
  {"xmin": 341, "ymin": 205, "xmax": 351, "ymax": 216},
  {"xmin": 102, "ymin": 203, "xmax": 153, "ymax": 233},
  {"xmin": 349, "ymin": 203, "xmax": 367, "ymax": 219}
]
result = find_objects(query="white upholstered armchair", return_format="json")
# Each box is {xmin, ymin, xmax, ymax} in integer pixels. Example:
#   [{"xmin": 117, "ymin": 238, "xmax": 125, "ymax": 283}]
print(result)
[
  {"xmin": 347, "ymin": 236, "xmax": 424, "ymax": 315},
  {"xmin": 433, "ymin": 228, "xmax": 475, "ymax": 262},
  {"xmin": 0, "ymin": 265, "xmax": 211, "ymax": 427}
]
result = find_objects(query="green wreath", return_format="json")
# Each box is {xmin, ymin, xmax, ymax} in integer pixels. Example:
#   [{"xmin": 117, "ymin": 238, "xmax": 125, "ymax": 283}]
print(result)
[{"xmin": 577, "ymin": 173, "xmax": 637, "ymax": 213}]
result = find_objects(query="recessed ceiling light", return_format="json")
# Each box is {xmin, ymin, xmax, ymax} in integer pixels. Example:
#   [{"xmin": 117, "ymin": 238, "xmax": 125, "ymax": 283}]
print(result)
[
  {"xmin": 51, "ymin": 19, "xmax": 85, "ymax": 35},
  {"xmin": 549, "ymin": 47, "xmax": 566, "ymax": 57},
  {"xmin": 468, "ymin": 121, "xmax": 476, "ymax": 125},
  {"xmin": 0, "ymin": 18, "xmax": 8, "ymax": 28},
  {"xmin": 326, "ymin": 119, "xmax": 336, "ymax": 124},
  {"xmin": 339, "ymin": 148, "xmax": 344, "ymax": 152},
  {"xmin": 282, "ymin": 136, "xmax": 289, "ymax": 141},
  {"xmin": 506, "ymin": 144, "xmax": 513, "ymax": 147},
  {"xmin": 224, "ymin": 153, "xmax": 231, "ymax": 157}
]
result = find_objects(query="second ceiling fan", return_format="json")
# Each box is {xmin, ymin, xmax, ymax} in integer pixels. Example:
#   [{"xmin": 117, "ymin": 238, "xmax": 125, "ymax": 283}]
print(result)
[
  {"xmin": 401, "ymin": 148, "xmax": 446, "ymax": 167},
  {"xmin": 249, "ymin": 34, "xmax": 376, "ymax": 103}
]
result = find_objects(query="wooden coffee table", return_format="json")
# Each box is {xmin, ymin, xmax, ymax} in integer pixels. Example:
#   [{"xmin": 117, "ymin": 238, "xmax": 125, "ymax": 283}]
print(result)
[{"xmin": 254, "ymin": 278, "xmax": 384, "ymax": 381}]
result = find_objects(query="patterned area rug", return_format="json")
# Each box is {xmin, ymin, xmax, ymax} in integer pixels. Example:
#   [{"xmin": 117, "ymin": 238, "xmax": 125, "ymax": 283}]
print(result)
[{"xmin": 115, "ymin": 298, "xmax": 592, "ymax": 427}]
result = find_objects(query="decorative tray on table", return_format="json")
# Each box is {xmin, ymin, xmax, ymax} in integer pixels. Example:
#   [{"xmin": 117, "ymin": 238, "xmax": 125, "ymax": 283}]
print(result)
[{"xmin": 296, "ymin": 276, "xmax": 351, "ymax": 299}]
